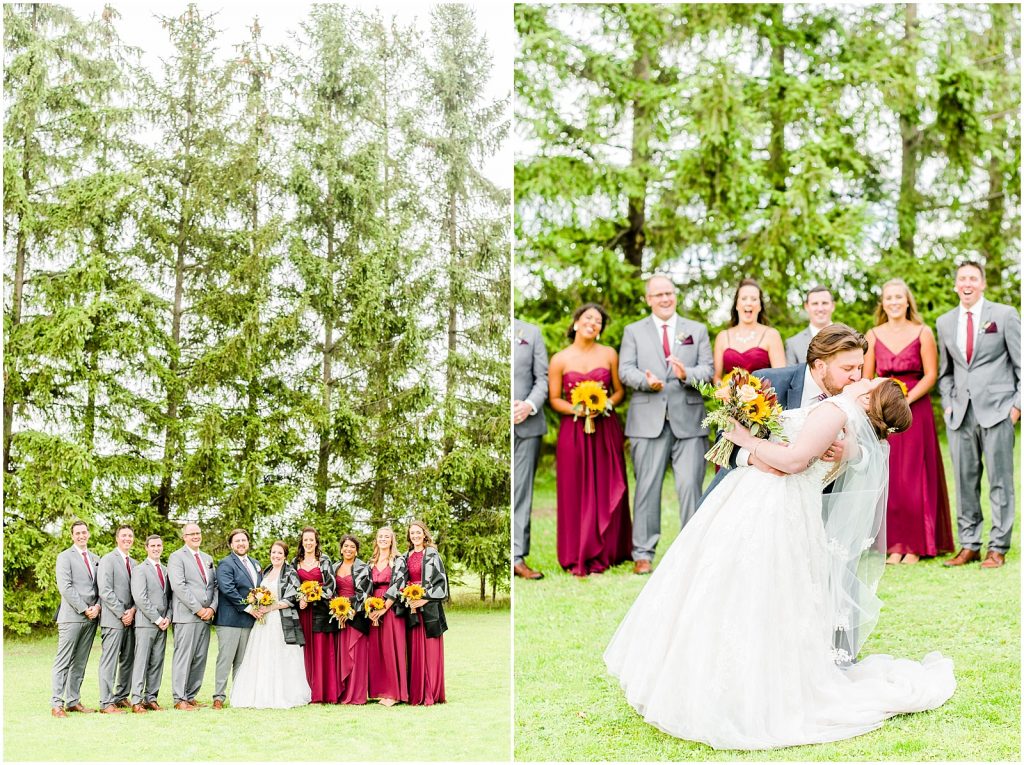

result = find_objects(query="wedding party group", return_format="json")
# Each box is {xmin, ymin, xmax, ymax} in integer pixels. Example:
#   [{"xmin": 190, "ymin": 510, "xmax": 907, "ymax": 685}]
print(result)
[
  {"xmin": 513, "ymin": 260, "xmax": 1019, "ymax": 748},
  {"xmin": 49, "ymin": 520, "xmax": 448, "ymax": 717}
]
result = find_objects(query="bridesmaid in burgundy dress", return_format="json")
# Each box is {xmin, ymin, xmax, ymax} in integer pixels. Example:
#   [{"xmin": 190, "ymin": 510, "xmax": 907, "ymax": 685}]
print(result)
[
  {"xmin": 294, "ymin": 527, "xmax": 340, "ymax": 703},
  {"xmin": 333, "ymin": 535, "xmax": 371, "ymax": 704},
  {"xmin": 865, "ymin": 279, "xmax": 954, "ymax": 564},
  {"xmin": 549, "ymin": 303, "xmax": 631, "ymax": 577},
  {"xmin": 365, "ymin": 527, "xmax": 408, "ymax": 706},
  {"xmin": 398, "ymin": 520, "xmax": 448, "ymax": 706},
  {"xmin": 712, "ymin": 278, "xmax": 786, "ymax": 382}
]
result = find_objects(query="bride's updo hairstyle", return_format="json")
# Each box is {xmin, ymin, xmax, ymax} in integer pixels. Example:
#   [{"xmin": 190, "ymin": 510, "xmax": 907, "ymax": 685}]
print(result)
[
  {"xmin": 866, "ymin": 380, "xmax": 912, "ymax": 441},
  {"xmin": 567, "ymin": 303, "xmax": 610, "ymax": 340}
]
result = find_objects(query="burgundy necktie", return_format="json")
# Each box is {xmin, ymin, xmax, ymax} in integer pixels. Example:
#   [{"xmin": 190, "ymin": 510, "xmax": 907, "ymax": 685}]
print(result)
[
  {"xmin": 156, "ymin": 563, "xmax": 165, "ymax": 589},
  {"xmin": 194, "ymin": 552, "xmax": 208, "ymax": 584},
  {"xmin": 125, "ymin": 557, "xmax": 131, "ymax": 578},
  {"xmin": 661, "ymin": 323, "xmax": 671, "ymax": 357},
  {"xmin": 965, "ymin": 311, "xmax": 974, "ymax": 363},
  {"xmin": 82, "ymin": 551, "xmax": 93, "ymax": 579},
  {"xmin": 815, "ymin": 392, "xmax": 828, "ymax": 402}
]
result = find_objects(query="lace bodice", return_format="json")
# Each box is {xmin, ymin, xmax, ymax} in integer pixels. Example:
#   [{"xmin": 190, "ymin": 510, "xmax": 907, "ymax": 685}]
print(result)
[{"xmin": 777, "ymin": 402, "xmax": 845, "ymax": 486}]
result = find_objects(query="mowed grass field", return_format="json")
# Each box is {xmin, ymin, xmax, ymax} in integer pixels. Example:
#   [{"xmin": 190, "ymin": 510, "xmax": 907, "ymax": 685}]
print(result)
[
  {"xmin": 514, "ymin": 434, "xmax": 1020, "ymax": 761},
  {"xmin": 6, "ymin": 589, "xmax": 510, "ymax": 762}
]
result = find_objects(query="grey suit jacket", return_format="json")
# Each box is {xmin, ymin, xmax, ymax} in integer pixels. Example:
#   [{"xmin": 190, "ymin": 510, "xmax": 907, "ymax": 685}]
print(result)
[
  {"xmin": 98, "ymin": 550, "xmax": 137, "ymax": 629},
  {"xmin": 785, "ymin": 327, "xmax": 813, "ymax": 366},
  {"xmin": 619, "ymin": 314, "xmax": 713, "ymax": 439},
  {"xmin": 937, "ymin": 300, "xmax": 1021, "ymax": 429},
  {"xmin": 55, "ymin": 546, "xmax": 100, "ymax": 624},
  {"xmin": 167, "ymin": 546, "xmax": 218, "ymax": 623},
  {"xmin": 514, "ymin": 319, "xmax": 549, "ymax": 438},
  {"xmin": 130, "ymin": 559, "xmax": 171, "ymax": 629}
]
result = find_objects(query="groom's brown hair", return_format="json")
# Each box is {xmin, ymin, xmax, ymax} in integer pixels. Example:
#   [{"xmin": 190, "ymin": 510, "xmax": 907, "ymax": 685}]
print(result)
[{"xmin": 805, "ymin": 323, "xmax": 867, "ymax": 367}]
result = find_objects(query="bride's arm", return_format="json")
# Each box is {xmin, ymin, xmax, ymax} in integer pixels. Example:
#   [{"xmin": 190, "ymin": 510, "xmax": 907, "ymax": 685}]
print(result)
[{"xmin": 724, "ymin": 403, "xmax": 848, "ymax": 475}]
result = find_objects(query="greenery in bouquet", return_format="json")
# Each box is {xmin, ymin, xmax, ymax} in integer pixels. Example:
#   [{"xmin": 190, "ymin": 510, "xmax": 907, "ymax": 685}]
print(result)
[
  {"xmin": 569, "ymin": 379, "xmax": 614, "ymax": 434},
  {"xmin": 698, "ymin": 369, "xmax": 786, "ymax": 467},
  {"xmin": 243, "ymin": 586, "xmax": 274, "ymax": 624}
]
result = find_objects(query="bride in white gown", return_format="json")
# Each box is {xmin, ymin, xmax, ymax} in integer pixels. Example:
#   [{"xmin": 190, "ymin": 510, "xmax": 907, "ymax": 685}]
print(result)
[
  {"xmin": 604, "ymin": 377, "xmax": 955, "ymax": 750},
  {"xmin": 230, "ymin": 541, "xmax": 311, "ymax": 709}
]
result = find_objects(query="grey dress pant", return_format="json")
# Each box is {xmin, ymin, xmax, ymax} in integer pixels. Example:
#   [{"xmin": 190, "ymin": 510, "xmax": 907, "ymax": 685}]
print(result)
[
  {"xmin": 513, "ymin": 434, "xmax": 542, "ymax": 564},
  {"xmin": 51, "ymin": 620, "xmax": 97, "ymax": 708},
  {"xmin": 171, "ymin": 621, "xmax": 211, "ymax": 703},
  {"xmin": 630, "ymin": 421, "xmax": 708, "ymax": 561},
  {"xmin": 213, "ymin": 625, "xmax": 251, "ymax": 702},
  {"xmin": 131, "ymin": 627, "xmax": 167, "ymax": 704},
  {"xmin": 949, "ymin": 402, "xmax": 1017, "ymax": 553},
  {"xmin": 98, "ymin": 626, "xmax": 135, "ymax": 706}
]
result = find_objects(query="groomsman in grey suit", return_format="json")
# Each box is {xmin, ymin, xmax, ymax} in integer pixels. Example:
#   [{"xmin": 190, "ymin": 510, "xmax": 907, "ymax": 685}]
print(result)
[
  {"xmin": 785, "ymin": 285, "xmax": 835, "ymax": 365},
  {"xmin": 130, "ymin": 534, "xmax": 171, "ymax": 713},
  {"xmin": 212, "ymin": 528, "xmax": 264, "ymax": 708},
  {"xmin": 97, "ymin": 524, "xmax": 138, "ymax": 713},
  {"xmin": 513, "ymin": 319, "xmax": 548, "ymax": 580},
  {"xmin": 937, "ymin": 261, "xmax": 1021, "ymax": 569},
  {"xmin": 620, "ymin": 274, "xmax": 713, "ymax": 574},
  {"xmin": 168, "ymin": 522, "xmax": 217, "ymax": 710},
  {"xmin": 50, "ymin": 519, "xmax": 101, "ymax": 717}
]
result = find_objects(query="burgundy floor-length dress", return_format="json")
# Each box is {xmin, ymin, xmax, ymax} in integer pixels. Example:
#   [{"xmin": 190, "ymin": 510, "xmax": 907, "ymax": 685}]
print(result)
[
  {"xmin": 722, "ymin": 345, "xmax": 772, "ymax": 377},
  {"xmin": 407, "ymin": 550, "xmax": 445, "ymax": 706},
  {"xmin": 556, "ymin": 368, "xmax": 632, "ymax": 576},
  {"xmin": 334, "ymin": 573, "xmax": 368, "ymax": 704},
  {"xmin": 296, "ymin": 567, "xmax": 340, "ymax": 703},
  {"xmin": 366, "ymin": 564, "xmax": 409, "ymax": 702},
  {"xmin": 874, "ymin": 334, "xmax": 955, "ymax": 557}
]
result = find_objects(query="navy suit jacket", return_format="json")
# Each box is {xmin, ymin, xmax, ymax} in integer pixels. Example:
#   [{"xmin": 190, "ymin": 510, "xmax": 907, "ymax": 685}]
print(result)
[{"xmin": 214, "ymin": 554, "xmax": 264, "ymax": 628}]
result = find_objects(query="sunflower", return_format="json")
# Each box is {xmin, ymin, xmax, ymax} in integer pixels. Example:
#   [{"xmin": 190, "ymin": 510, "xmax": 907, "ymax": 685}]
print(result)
[
  {"xmin": 298, "ymin": 580, "xmax": 323, "ymax": 602},
  {"xmin": 889, "ymin": 378, "xmax": 909, "ymax": 398},
  {"xmin": 745, "ymin": 396, "xmax": 771, "ymax": 424},
  {"xmin": 328, "ymin": 595, "xmax": 354, "ymax": 624},
  {"xmin": 363, "ymin": 596, "xmax": 386, "ymax": 616},
  {"xmin": 570, "ymin": 380, "xmax": 609, "ymax": 413}
]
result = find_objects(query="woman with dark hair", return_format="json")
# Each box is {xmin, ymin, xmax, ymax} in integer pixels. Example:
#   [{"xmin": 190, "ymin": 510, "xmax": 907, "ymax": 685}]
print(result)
[
  {"xmin": 394, "ymin": 520, "xmax": 448, "ymax": 706},
  {"xmin": 230, "ymin": 541, "xmax": 310, "ymax": 708},
  {"xmin": 366, "ymin": 527, "xmax": 408, "ymax": 706},
  {"xmin": 548, "ymin": 303, "xmax": 631, "ymax": 576},
  {"xmin": 713, "ymin": 278, "xmax": 786, "ymax": 383},
  {"xmin": 333, "ymin": 535, "xmax": 371, "ymax": 704},
  {"xmin": 294, "ymin": 526, "xmax": 339, "ymax": 703},
  {"xmin": 864, "ymin": 279, "xmax": 954, "ymax": 564}
]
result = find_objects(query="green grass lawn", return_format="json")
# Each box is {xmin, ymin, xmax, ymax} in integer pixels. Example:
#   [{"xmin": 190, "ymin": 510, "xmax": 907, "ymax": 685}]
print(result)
[
  {"xmin": 6, "ymin": 589, "xmax": 510, "ymax": 761},
  {"xmin": 514, "ymin": 435, "xmax": 1020, "ymax": 761}
]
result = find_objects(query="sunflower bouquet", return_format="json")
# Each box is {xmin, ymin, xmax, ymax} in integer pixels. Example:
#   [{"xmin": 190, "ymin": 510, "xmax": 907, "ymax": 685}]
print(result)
[
  {"xmin": 569, "ymin": 379, "xmax": 614, "ymax": 434},
  {"xmin": 698, "ymin": 369, "xmax": 786, "ymax": 468},
  {"xmin": 328, "ymin": 595, "xmax": 355, "ymax": 626},
  {"xmin": 242, "ymin": 585, "xmax": 275, "ymax": 624},
  {"xmin": 400, "ymin": 583, "xmax": 426, "ymax": 606},
  {"xmin": 364, "ymin": 596, "xmax": 387, "ymax": 616},
  {"xmin": 298, "ymin": 580, "xmax": 324, "ymax": 603}
]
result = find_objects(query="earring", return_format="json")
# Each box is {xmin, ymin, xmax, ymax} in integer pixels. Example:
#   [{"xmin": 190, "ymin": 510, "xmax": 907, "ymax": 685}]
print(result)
[
  {"xmin": 573, "ymin": 324, "xmax": 579, "ymax": 332},
  {"xmin": 596, "ymin": 334, "xmax": 601, "ymax": 341}
]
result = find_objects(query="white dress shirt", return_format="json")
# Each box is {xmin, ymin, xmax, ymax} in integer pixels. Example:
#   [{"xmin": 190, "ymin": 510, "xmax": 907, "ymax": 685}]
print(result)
[
  {"xmin": 956, "ymin": 297, "xmax": 985, "ymax": 360},
  {"xmin": 800, "ymin": 366, "xmax": 828, "ymax": 409}
]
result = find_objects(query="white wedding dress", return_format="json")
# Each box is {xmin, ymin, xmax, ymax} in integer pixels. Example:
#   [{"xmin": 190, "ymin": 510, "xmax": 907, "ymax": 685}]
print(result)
[
  {"xmin": 604, "ymin": 400, "xmax": 955, "ymax": 750},
  {"xmin": 230, "ymin": 571, "xmax": 311, "ymax": 709}
]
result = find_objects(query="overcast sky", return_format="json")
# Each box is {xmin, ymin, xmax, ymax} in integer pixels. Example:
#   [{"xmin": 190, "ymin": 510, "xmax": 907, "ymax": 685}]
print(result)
[{"xmin": 65, "ymin": 1, "xmax": 512, "ymax": 187}]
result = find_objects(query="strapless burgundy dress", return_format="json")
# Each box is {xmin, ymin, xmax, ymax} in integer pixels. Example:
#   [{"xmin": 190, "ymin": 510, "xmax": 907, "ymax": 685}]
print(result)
[{"xmin": 334, "ymin": 573, "xmax": 368, "ymax": 704}]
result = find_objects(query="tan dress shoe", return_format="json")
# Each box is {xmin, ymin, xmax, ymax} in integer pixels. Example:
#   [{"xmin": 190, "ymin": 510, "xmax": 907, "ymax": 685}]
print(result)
[
  {"xmin": 100, "ymin": 705, "xmax": 125, "ymax": 714},
  {"xmin": 65, "ymin": 703, "xmax": 95, "ymax": 714},
  {"xmin": 145, "ymin": 701, "xmax": 164, "ymax": 711},
  {"xmin": 51, "ymin": 707, "xmax": 68, "ymax": 718},
  {"xmin": 115, "ymin": 698, "xmax": 132, "ymax": 709},
  {"xmin": 942, "ymin": 548, "xmax": 981, "ymax": 567},
  {"xmin": 189, "ymin": 699, "xmax": 206, "ymax": 707},
  {"xmin": 212, "ymin": 699, "xmax": 224, "ymax": 709},
  {"xmin": 513, "ymin": 562, "xmax": 544, "ymax": 580},
  {"xmin": 981, "ymin": 551, "xmax": 1006, "ymax": 569},
  {"xmin": 131, "ymin": 703, "xmax": 148, "ymax": 714},
  {"xmin": 174, "ymin": 701, "xmax": 197, "ymax": 711},
  {"xmin": 633, "ymin": 560, "xmax": 652, "ymax": 575}
]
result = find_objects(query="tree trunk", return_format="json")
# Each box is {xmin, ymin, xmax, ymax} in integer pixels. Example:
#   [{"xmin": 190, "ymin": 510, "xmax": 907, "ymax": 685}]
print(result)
[
  {"xmin": 624, "ymin": 46, "xmax": 650, "ymax": 270},
  {"xmin": 443, "ymin": 183, "xmax": 458, "ymax": 456},
  {"xmin": 897, "ymin": 4, "xmax": 919, "ymax": 259},
  {"xmin": 768, "ymin": 4, "xmax": 787, "ymax": 193},
  {"xmin": 157, "ymin": 232, "xmax": 186, "ymax": 518},
  {"xmin": 315, "ymin": 231, "xmax": 335, "ymax": 516},
  {"xmin": 479, "ymin": 573, "xmax": 485, "ymax": 601}
]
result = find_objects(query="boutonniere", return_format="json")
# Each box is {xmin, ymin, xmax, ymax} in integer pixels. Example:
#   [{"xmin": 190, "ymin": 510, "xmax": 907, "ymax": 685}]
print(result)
[
  {"xmin": 676, "ymin": 333, "xmax": 694, "ymax": 346},
  {"xmin": 515, "ymin": 327, "xmax": 528, "ymax": 345},
  {"xmin": 982, "ymin": 321, "xmax": 998, "ymax": 334}
]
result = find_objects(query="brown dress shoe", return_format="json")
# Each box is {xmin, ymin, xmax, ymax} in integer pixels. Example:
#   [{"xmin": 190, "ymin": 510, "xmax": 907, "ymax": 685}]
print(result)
[
  {"xmin": 131, "ymin": 703, "xmax": 148, "ymax": 714},
  {"xmin": 65, "ymin": 703, "xmax": 95, "ymax": 714},
  {"xmin": 100, "ymin": 704, "xmax": 125, "ymax": 714},
  {"xmin": 189, "ymin": 699, "xmax": 206, "ymax": 707},
  {"xmin": 981, "ymin": 551, "xmax": 1006, "ymax": 569},
  {"xmin": 943, "ymin": 548, "xmax": 981, "ymax": 567},
  {"xmin": 51, "ymin": 707, "xmax": 68, "ymax": 718},
  {"xmin": 145, "ymin": 701, "xmax": 164, "ymax": 711},
  {"xmin": 633, "ymin": 560, "xmax": 652, "ymax": 575},
  {"xmin": 212, "ymin": 699, "xmax": 224, "ymax": 710},
  {"xmin": 174, "ymin": 701, "xmax": 197, "ymax": 711},
  {"xmin": 513, "ymin": 562, "xmax": 544, "ymax": 580},
  {"xmin": 115, "ymin": 698, "xmax": 132, "ymax": 709}
]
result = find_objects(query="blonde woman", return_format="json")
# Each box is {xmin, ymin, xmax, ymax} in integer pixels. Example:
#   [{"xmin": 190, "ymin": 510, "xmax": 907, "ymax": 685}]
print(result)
[
  {"xmin": 365, "ymin": 527, "xmax": 408, "ymax": 706},
  {"xmin": 864, "ymin": 279, "xmax": 954, "ymax": 564}
]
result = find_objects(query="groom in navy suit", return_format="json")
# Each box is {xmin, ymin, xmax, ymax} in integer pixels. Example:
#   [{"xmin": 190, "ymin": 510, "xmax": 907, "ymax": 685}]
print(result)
[
  {"xmin": 212, "ymin": 529, "xmax": 263, "ymax": 709},
  {"xmin": 702, "ymin": 323, "xmax": 867, "ymax": 498}
]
